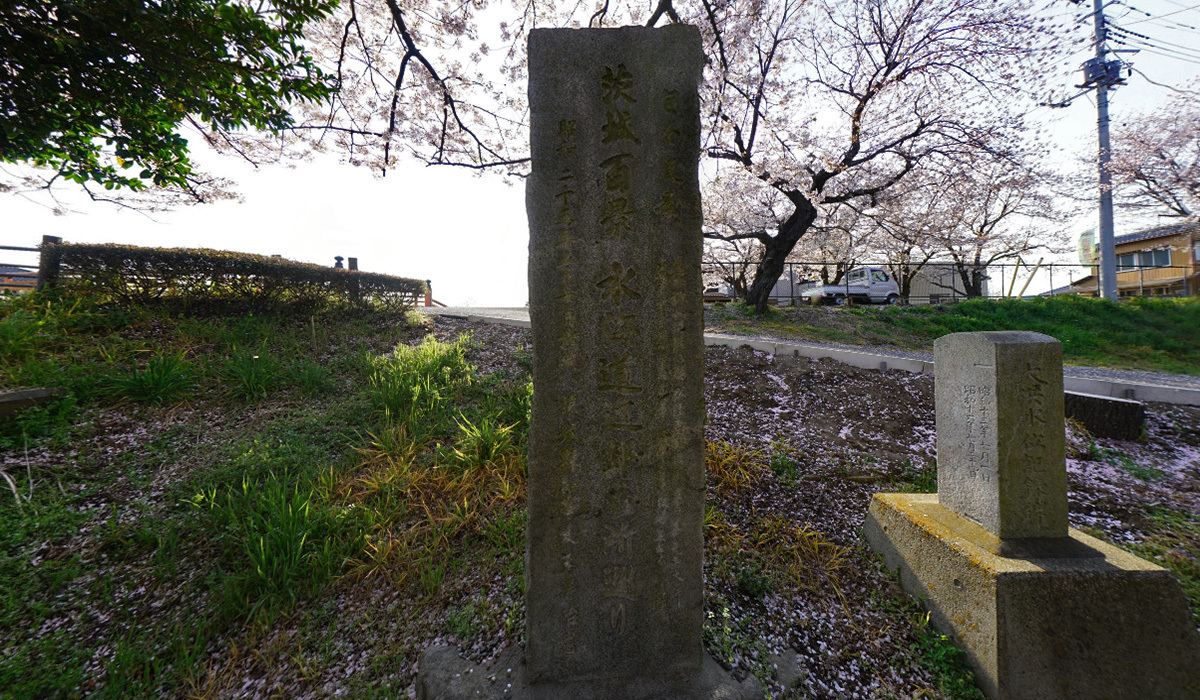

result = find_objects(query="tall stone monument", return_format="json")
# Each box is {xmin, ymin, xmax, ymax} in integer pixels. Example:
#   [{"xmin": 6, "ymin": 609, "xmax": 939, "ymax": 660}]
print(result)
[
  {"xmin": 864, "ymin": 331, "xmax": 1200, "ymax": 700},
  {"xmin": 524, "ymin": 24, "xmax": 707, "ymax": 686},
  {"xmin": 416, "ymin": 25, "xmax": 759, "ymax": 700}
]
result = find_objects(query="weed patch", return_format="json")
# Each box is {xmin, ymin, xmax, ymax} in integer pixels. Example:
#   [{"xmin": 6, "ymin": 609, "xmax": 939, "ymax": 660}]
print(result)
[
  {"xmin": 189, "ymin": 470, "xmax": 359, "ymax": 625},
  {"xmin": 909, "ymin": 610, "xmax": 987, "ymax": 699},
  {"xmin": 705, "ymin": 440, "xmax": 766, "ymax": 495},
  {"xmin": 112, "ymin": 351, "xmax": 196, "ymax": 404}
]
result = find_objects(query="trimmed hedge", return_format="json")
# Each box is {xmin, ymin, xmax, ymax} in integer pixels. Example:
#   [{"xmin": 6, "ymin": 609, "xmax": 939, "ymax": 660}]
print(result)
[{"xmin": 41, "ymin": 243, "xmax": 426, "ymax": 310}]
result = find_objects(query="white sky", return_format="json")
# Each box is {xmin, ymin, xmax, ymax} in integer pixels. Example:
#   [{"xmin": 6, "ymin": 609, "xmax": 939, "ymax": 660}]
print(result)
[
  {"xmin": 3, "ymin": 155, "xmax": 531, "ymax": 307},
  {"xmin": 3, "ymin": 0, "xmax": 1197, "ymax": 306}
]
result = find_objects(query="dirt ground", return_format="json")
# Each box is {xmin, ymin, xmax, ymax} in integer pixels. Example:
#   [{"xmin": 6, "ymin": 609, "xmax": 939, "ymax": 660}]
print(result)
[
  {"xmin": 4, "ymin": 315, "xmax": 1196, "ymax": 699},
  {"xmin": 425, "ymin": 318, "xmax": 1200, "ymax": 698}
]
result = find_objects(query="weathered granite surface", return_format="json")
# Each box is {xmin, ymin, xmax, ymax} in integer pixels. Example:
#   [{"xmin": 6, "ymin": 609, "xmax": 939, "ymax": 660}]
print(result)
[
  {"xmin": 418, "ymin": 25, "xmax": 755, "ymax": 699},
  {"xmin": 934, "ymin": 331, "xmax": 1068, "ymax": 541},
  {"xmin": 867, "ymin": 331, "xmax": 1200, "ymax": 699},
  {"xmin": 864, "ymin": 494, "xmax": 1200, "ymax": 700},
  {"xmin": 525, "ymin": 24, "xmax": 707, "ymax": 686}
]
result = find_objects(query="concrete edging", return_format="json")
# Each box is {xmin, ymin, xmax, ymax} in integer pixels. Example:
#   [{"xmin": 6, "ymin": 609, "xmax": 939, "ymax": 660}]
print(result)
[{"xmin": 434, "ymin": 314, "xmax": 1200, "ymax": 407}]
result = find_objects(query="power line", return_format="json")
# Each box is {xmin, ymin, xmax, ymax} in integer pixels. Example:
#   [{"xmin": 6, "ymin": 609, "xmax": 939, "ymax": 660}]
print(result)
[
  {"xmin": 1157, "ymin": 0, "xmax": 1200, "ymax": 12},
  {"xmin": 1123, "ymin": 43, "xmax": 1200, "ymax": 63},
  {"xmin": 1121, "ymin": 1, "xmax": 1200, "ymax": 25},
  {"xmin": 1131, "ymin": 66, "xmax": 1200, "ymax": 91},
  {"xmin": 1107, "ymin": 0, "xmax": 1200, "ymax": 28},
  {"xmin": 1109, "ymin": 25, "xmax": 1200, "ymax": 55},
  {"xmin": 1111, "ymin": 33, "xmax": 1200, "ymax": 63},
  {"xmin": 1135, "ymin": 14, "xmax": 1200, "ymax": 31}
]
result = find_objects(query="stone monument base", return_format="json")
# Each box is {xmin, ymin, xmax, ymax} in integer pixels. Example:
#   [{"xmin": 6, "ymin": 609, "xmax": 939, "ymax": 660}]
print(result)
[
  {"xmin": 863, "ymin": 493, "xmax": 1200, "ymax": 700},
  {"xmin": 415, "ymin": 645, "xmax": 762, "ymax": 700}
]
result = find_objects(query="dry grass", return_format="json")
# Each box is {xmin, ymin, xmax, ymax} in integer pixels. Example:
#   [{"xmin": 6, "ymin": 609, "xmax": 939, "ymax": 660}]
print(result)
[
  {"xmin": 705, "ymin": 439, "xmax": 766, "ymax": 496},
  {"xmin": 751, "ymin": 515, "xmax": 852, "ymax": 594},
  {"xmin": 338, "ymin": 439, "xmax": 526, "ymax": 587}
]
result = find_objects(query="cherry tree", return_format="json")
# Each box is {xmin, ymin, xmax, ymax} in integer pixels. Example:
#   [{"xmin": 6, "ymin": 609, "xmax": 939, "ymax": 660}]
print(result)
[
  {"xmin": 1109, "ymin": 86, "xmax": 1200, "ymax": 219},
  {"xmin": 691, "ymin": 0, "xmax": 1059, "ymax": 310},
  {"xmin": 80, "ymin": 0, "xmax": 1060, "ymax": 305},
  {"xmin": 790, "ymin": 201, "xmax": 882, "ymax": 285},
  {"xmin": 918, "ymin": 156, "xmax": 1066, "ymax": 297},
  {"xmin": 857, "ymin": 176, "xmax": 945, "ymax": 299}
]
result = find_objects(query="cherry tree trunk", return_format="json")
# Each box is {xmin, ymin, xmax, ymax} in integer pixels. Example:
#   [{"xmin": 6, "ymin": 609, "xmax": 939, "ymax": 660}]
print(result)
[{"xmin": 744, "ymin": 199, "xmax": 818, "ymax": 313}]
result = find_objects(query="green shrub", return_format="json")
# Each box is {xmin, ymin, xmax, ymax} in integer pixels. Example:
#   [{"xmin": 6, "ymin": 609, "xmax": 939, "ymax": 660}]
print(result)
[{"xmin": 44, "ymin": 243, "xmax": 426, "ymax": 310}]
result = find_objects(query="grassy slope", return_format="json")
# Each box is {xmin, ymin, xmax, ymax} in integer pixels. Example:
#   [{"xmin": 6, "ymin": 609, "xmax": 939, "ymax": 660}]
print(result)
[
  {"xmin": 6, "ymin": 291, "xmax": 1196, "ymax": 698},
  {"xmin": 706, "ymin": 295, "xmax": 1200, "ymax": 376},
  {"xmin": 0, "ymin": 291, "xmax": 989, "ymax": 699},
  {"xmin": 0, "ymin": 293, "xmax": 531, "ymax": 697}
]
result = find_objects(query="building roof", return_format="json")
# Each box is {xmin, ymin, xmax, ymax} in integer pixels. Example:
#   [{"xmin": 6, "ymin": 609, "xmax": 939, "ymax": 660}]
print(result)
[{"xmin": 1115, "ymin": 219, "xmax": 1199, "ymax": 247}]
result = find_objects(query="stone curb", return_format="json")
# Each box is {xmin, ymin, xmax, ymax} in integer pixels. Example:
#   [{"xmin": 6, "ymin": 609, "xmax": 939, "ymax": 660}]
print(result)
[{"xmin": 428, "ymin": 314, "xmax": 1200, "ymax": 407}]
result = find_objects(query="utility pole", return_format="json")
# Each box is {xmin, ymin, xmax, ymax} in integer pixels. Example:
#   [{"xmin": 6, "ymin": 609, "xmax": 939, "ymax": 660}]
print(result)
[
  {"xmin": 1091, "ymin": 0, "xmax": 1118, "ymax": 301},
  {"xmin": 1048, "ymin": 0, "xmax": 1129, "ymax": 299}
]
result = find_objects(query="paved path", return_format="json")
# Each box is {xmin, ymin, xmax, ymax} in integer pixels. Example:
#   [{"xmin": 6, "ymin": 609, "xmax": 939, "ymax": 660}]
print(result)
[{"xmin": 420, "ymin": 307, "xmax": 1200, "ymax": 405}]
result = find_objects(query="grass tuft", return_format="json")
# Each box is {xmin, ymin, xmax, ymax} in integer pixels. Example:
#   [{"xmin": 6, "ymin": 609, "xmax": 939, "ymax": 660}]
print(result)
[
  {"xmin": 112, "ymin": 351, "xmax": 196, "ymax": 404},
  {"xmin": 222, "ymin": 346, "xmax": 283, "ymax": 401},
  {"xmin": 705, "ymin": 440, "xmax": 766, "ymax": 495}
]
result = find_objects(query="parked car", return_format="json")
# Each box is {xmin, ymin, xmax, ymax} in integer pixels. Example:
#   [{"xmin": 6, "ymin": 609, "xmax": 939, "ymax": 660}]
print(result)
[{"xmin": 799, "ymin": 267, "xmax": 901, "ymax": 306}]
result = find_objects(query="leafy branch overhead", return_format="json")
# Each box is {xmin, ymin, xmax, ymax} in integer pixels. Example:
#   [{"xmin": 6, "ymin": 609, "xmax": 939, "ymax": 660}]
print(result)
[{"xmin": 0, "ymin": 0, "xmax": 337, "ymax": 199}]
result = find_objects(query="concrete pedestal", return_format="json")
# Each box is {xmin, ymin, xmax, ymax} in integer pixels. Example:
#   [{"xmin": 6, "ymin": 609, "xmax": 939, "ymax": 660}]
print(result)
[{"xmin": 863, "ymin": 493, "xmax": 1200, "ymax": 700}]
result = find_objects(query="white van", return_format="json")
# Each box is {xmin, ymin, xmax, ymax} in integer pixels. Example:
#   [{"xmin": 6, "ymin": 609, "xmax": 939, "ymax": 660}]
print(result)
[{"xmin": 799, "ymin": 267, "xmax": 901, "ymax": 306}]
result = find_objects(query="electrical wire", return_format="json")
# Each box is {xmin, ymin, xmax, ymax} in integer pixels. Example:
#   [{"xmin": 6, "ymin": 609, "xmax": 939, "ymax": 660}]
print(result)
[
  {"xmin": 1133, "ymin": 14, "xmax": 1200, "ymax": 30},
  {"xmin": 1122, "ymin": 42, "xmax": 1200, "ymax": 63},
  {"xmin": 1158, "ymin": 0, "xmax": 1200, "ymax": 12},
  {"xmin": 1131, "ymin": 66, "xmax": 1200, "ymax": 91},
  {"xmin": 1119, "ymin": 1, "xmax": 1200, "ymax": 25},
  {"xmin": 1110, "ymin": 34, "xmax": 1200, "ymax": 58},
  {"xmin": 1109, "ymin": 24, "xmax": 1200, "ymax": 55},
  {"xmin": 1107, "ymin": 0, "xmax": 1199, "ymax": 29}
]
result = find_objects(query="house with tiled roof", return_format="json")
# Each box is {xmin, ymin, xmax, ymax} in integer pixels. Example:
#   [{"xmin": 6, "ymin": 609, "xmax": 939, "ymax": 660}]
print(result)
[{"xmin": 1070, "ymin": 219, "xmax": 1199, "ymax": 298}]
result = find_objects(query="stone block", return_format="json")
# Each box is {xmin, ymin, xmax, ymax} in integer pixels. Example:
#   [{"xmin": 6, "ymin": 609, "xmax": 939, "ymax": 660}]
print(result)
[
  {"xmin": 1064, "ymin": 390, "xmax": 1145, "ymax": 441},
  {"xmin": 863, "ymin": 493, "xmax": 1200, "ymax": 700},
  {"xmin": 417, "ymin": 24, "xmax": 752, "ymax": 700},
  {"xmin": 934, "ymin": 331, "xmax": 1067, "ymax": 541},
  {"xmin": 0, "ymin": 388, "xmax": 62, "ymax": 420}
]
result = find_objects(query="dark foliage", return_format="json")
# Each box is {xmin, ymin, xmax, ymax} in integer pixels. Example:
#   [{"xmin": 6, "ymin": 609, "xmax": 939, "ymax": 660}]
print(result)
[{"xmin": 0, "ymin": 0, "xmax": 336, "ymax": 192}]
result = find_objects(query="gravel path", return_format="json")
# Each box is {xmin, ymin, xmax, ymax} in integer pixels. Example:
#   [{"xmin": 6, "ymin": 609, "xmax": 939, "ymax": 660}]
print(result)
[{"xmin": 419, "ymin": 307, "xmax": 1200, "ymax": 390}]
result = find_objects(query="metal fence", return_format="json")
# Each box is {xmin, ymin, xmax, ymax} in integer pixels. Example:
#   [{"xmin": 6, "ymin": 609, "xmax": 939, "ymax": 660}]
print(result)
[
  {"xmin": 0, "ymin": 241, "xmax": 42, "ymax": 293},
  {"xmin": 701, "ymin": 259, "xmax": 1199, "ymax": 305}
]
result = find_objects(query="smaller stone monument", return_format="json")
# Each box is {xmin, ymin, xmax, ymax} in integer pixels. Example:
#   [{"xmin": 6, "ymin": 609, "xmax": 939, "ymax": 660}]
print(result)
[{"xmin": 864, "ymin": 331, "xmax": 1200, "ymax": 700}]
